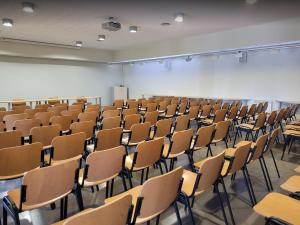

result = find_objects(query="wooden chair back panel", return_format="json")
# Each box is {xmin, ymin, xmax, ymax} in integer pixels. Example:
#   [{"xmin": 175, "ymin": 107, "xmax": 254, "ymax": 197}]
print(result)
[
  {"xmin": 102, "ymin": 109, "xmax": 119, "ymax": 119},
  {"xmin": 195, "ymin": 125, "xmax": 215, "ymax": 148},
  {"xmin": 68, "ymin": 104, "xmax": 84, "ymax": 112},
  {"xmin": 230, "ymin": 141, "xmax": 252, "ymax": 173},
  {"xmin": 158, "ymin": 101, "xmax": 168, "ymax": 111},
  {"xmin": 0, "ymin": 142, "xmax": 42, "ymax": 179},
  {"xmin": 86, "ymin": 104, "xmax": 101, "ymax": 112},
  {"xmin": 30, "ymin": 125, "xmax": 61, "ymax": 146},
  {"xmin": 213, "ymin": 121, "xmax": 230, "ymax": 141},
  {"xmin": 123, "ymin": 108, "xmax": 138, "ymax": 117},
  {"xmin": 24, "ymin": 108, "xmax": 47, "ymax": 119},
  {"xmin": 96, "ymin": 127, "xmax": 122, "ymax": 151},
  {"xmin": 61, "ymin": 110, "xmax": 81, "ymax": 122},
  {"xmin": 3, "ymin": 113, "xmax": 28, "ymax": 130},
  {"xmin": 128, "ymin": 101, "xmax": 138, "ymax": 109},
  {"xmin": 70, "ymin": 121, "xmax": 94, "ymax": 139},
  {"xmin": 214, "ymin": 109, "xmax": 227, "ymax": 123},
  {"xmin": 78, "ymin": 111, "xmax": 98, "ymax": 124},
  {"xmin": 51, "ymin": 132, "xmax": 86, "ymax": 161},
  {"xmin": 13, "ymin": 118, "xmax": 41, "ymax": 137},
  {"xmin": 113, "ymin": 99, "xmax": 124, "ymax": 109},
  {"xmin": 228, "ymin": 106, "xmax": 238, "ymax": 120},
  {"xmin": 50, "ymin": 115, "xmax": 73, "ymax": 131},
  {"xmin": 166, "ymin": 104, "xmax": 177, "ymax": 116},
  {"xmin": 201, "ymin": 105, "xmax": 212, "ymax": 117},
  {"xmin": 239, "ymin": 106, "xmax": 248, "ymax": 118},
  {"xmin": 102, "ymin": 116, "xmax": 121, "ymax": 130},
  {"xmin": 48, "ymin": 106, "xmax": 67, "ymax": 116},
  {"xmin": 171, "ymin": 129, "xmax": 193, "ymax": 155},
  {"xmin": 248, "ymin": 104, "xmax": 257, "ymax": 116},
  {"xmin": 124, "ymin": 114, "xmax": 140, "ymax": 130},
  {"xmin": 267, "ymin": 111, "xmax": 277, "ymax": 126},
  {"xmin": 175, "ymin": 115, "xmax": 189, "ymax": 132},
  {"xmin": 268, "ymin": 128, "xmax": 280, "ymax": 150},
  {"xmin": 178, "ymin": 103, "xmax": 187, "ymax": 114},
  {"xmin": 130, "ymin": 122, "xmax": 151, "ymax": 143},
  {"xmin": 146, "ymin": 103, "xmax": 157, "ymax": 112},
  {"xmin": 12, "ymin": 105, "xmax": 30, "ymax": 114},
  {"xmin": 252, "ymin": 134, "xmax": 268, "ymax": 160},
  {"xmin": 0, "ymin": 111, "xmax": 16, "ymax": 122},
  {"xmin": 0, "ymin": 130, "xmax": 23, "ymax": 149},
  {"xmin": 188, "ymin": 106, "xmax": 199, "ymax": 119},
  {"xmin": 144, "ymin": 111, "xmax": 159, "ymax": 126},
  {"xmin": 155, "ymin": 119, "xmax": 172, "ymax": 138},
  {"xmin": 34, "ymin": 111, "xmax": 55, "ymax": 126},
  {"xmin": 35, "ymin": 104, "xmax": 51, "ymax": 110},
  {"xmin": 254, "ymin": 112, "xmax": 267, "ymax": 129}
]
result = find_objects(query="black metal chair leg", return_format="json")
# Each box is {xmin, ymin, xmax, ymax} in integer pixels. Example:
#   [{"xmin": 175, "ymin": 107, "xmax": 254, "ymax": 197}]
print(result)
[
  {"xmin": 245, "ymin": 167, "xmax": 257, "ymax": 204},
  {"xmin": 64, "ymin": 196, "xmax": 68, "ymax": 219},
  {"xmin": 242, "ymin": 169, "xmax": 255, "ymax": 206},
  {"xmin": 74, "ymin": 187, "xmax": 84, "ymax": 211},
  {"xmin": 156, "ymin": 215, "xmax": 160, "ymax": 225},
  {"xmin": 172, "ymin": 202, "xmax": 182, "ymax": 225},
  {"xmin": 127, "ymin": 171, "xmax": 133, "ymax": 188},
  {"xmin": 269, "ymin": 149, "xmax": 280, "ymax": 178},
  {"xmin": 233, "ymin": 129, "xmax": 239, "ymax": 147},
  {"xmin": 110, "ymin": 178, "xmax": 115, "ymax": 197},
  {"xmin": 259, "ymin": 158, "xmax": 271, "ymax": 191},
  {"xmin": 215, "ymin": 183, "xmax": 229, "ymax": 225},
  {"xmin": 184, "ymin": 195, "xmax": 195, "ymax": 225},
  {"xmin": 3, "ymin": 206, "xmax": 7, "ymax": 225},
  {"xmin": 220, "ymin": 178, "xmax": 235, "ymax": 225},
  {"xmin": 146, "ymin": 167, "xmax": 149, "ymax": 181},
  {"xmin": 262, "ymin": 157, "xmax": 273, "ymax": 191},
  {"xmin": 140, "ymin": 169, "xmax": 145, "ymax": 185},
  {"xmin": 158, "ymin": 162, "xmax": 164, "ymax": 175},
  {"xmin": 105, "ymin": 181, "xmax": 110, "ymax": 198}
]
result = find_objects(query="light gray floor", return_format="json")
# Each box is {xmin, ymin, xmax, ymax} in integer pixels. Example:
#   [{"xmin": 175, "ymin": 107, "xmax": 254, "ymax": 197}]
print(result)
[{"xmin": 1, "ymin": 123, "xmax": 299, "ymax": 225}]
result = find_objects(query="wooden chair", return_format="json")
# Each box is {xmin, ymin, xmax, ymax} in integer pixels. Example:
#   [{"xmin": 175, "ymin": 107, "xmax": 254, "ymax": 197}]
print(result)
[
  {"xmin": 52, "ymin": 194, "xmax": 132, "ymax": 225},
  {"xmin": 100, "ymin": 116, "xmax": 121, "ymax": 130},
  {"xmin": 212, "ymin": 120, "xmax": 231, "ymax": 148},
  {"xmin": 157, "ymin": 101, "xmax": 168, "ymax": 113},
  {"xmin": 80, "ymin": 146, "xmax": 127, "ymax": 197},
  {"xmin": 12, "ymin": 118, "xmax": 41, "ymax": 139},
  {"xmin": 34, "ymin": 111, "xmax": 55, "ymax": 126},
  {"xmin": 125, "ymin": 138, "xmax": 164, "ymax": 187},
  {"xmin": 123, "ymin": 114, "xmax": 141, "ymax": 131},
  {"xmin": 12, "ymin": 105, "xmax": 30, "ymax": 114},
  {"xmin": 78, "ymin": 111, "xmax": 98, "ymax": 124},
  {"xmin": 162, "ymin": 129, "xmax": 193, "ymax": 171},
  {"xmin": 49, "ymin": 132, "xmax": 86, "ymax": 164},
  {"xmin": 126, "ymin": 100, "xmax": 138, "ymax": 110},
  {"xmin": 222, "ymin": 102, "xmax": 230, "ymax": 110},
  {"xmin": 35, "ymin": 104, "xmax": 51, "ymax": 110},
  {"xmin": 0, "ymin": 107, "xmax": 6, "ymax": 112},
  {"xmin": 197, "ymin": 104, "xmax": 212, "ymax": 122},
  {"xmin": 246, "ymin": 104, "xmax": 257, "ymax": 121},
  {"xmin": 68, "ymin": 104, "xmax": 84, "ymax": 112},
  {"xmin": 181, "ymin": 151, "xmax": 235, "ymax": 225},
  {"xmin": 0, "ymin": 142, "xmax": 43, "ymax": 180},
  {"xmin": 187, "ymin": 106, "xmax": 200, "ymax": 123},
  {"xmin": 0, "ymin": 130, "xmax": 23, "ymax": 149},
  {"xmin": 30, "ymin": 125, "xmax": 61, "ymax": 149},
  {"xmin": 265, "ymin": 110, "xmax": 277, "ymax": 132},
  {"xmin": 70, "ymin": 121, "xmax": 95, "ymax": 142},
  {"xmin": 143, "ymin": 111, "xmax": 159, "ymax": 126},
  {"xmin": 176, "ymin": 103, "xmax": 187, "ymax": 116},
  {"xmin": 102, "ymin": 106, "xmax": 117, "ymax": 112},
  {"xmin": 0, "ymin": 111, "xmax": 17, "ymax": 122},
  {"xmin": 105, "ymin": 167, "xmax": 183, "ymax": 225},
  {"xmin": 113, "ymin": 99, "xmax": 124, "ymax": 109},
  {"xmin": 265, "ymin": 128, "xmax": 280, "ymax": 178},
  {"xmin": 233, "ymin": 112, "xmax": 267, "ymax": 146},
  {"xmin": 237, "ymin": 105, "xmax": 248, "ymax": 124},
  {"xmin": 159, "ymin": 104, "xmax": 177, "ymax": 119},
  {"xmin": 255, "ymin": 102, "xmax": 264, "ymax": 115},
  {"xmin": 86, "ymin": 104, "xmax": 101, "ymax": 113},
  {"xmin": 24, "ymin": 108, "xmax": 47, "ymax": 119},
  {"xmin": 87, "ymin": 127, "xmax": 122, "ymax": 152},
  {"xmin": 61, "ymin": 109, "xmax": 81, "ymax": 123},
  {"xmin": 221, "ymin": 141, "xmax": 256, "ymax": 206},
  {"xmin": 201, "ymin": 109, "xmax": 227, "ymax": 126},
  {"xmin": 50, "ymin": 115, "xmax": 73, "ymax": 134},
  {"xmin": 102, "ymin": 109, "xmax": 119, "ymax": 119},
  {"xmin": 122, "ymin": 108, "xmax": 138, "ymax": 119},
  {"xmin": 150, "ymin": 118, "xmax": 173, "ymax": 139},
  {"xmin": 173, "ymin": 115, "xmax": 190, "ymax": 132},
  {"xmin": 3, "ymin": 113, "xmax": 28, "ymax": 131},
  {"xmin": 142, "ymin": 103, "xmax": 157, "ymax": 113},
  {"xmin": 3, "ymin": 158, "xmax": 83, "ymax": 225},
  {"xmin": 122, "ymin": 122, "xmax": 151, "ymax": 148},
  {"xmin": 48, "ymin": 105, "xmax": 67, "ymax": 116},
  {"xmin": 253, "ymin": 192, "xmax": 300, "ymax": 225}
]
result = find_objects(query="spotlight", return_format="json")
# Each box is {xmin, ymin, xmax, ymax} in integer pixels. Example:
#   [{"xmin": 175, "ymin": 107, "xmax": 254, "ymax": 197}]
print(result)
[
  {"xmin": 75, "ymin": 41, "xmax": 83, "ymax": 47},
  {"xmin": 185, "ymin": 56, "xmax": 192, "ymax": 62},
  {"xmin": 2, "ymin": 18, "xmax": 13, "ymax": 27},
  {"xmin": 174, "ymin": 13, "xmax": 184, "ymax": 22},
  {"xmin": 129, "ymin": 26, "xmax": 138, "ymax": 33},
  {"xmin": 22, "ymin": 2, "xmax": 35, "ymax": 13},
  {"xmin": 97, "ymin": 35, "xmax": 106, "ymax": 41}
]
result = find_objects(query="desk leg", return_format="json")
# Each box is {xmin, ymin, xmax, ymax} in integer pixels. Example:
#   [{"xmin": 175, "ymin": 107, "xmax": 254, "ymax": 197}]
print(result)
[
  {"xmin": 30, "ymin": 101, "xmax": 33, "ymax": 108},
  {"xmin": 8, "ymin": 102, "xmax": 11, "ymax": 111}
]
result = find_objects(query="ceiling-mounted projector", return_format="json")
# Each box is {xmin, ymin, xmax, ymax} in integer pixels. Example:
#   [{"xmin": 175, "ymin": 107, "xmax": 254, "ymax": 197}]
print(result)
[{"xmin": 102, "ymin": 17, "xmax": 121, "ymax": 31}]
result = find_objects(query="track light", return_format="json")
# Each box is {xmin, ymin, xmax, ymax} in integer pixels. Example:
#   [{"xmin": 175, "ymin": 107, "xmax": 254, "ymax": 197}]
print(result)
[
  {"xmin": 174, "ymin": 13, "xmax": 184, "ymax": 22},
  {"xmin": 129, "ymin": 26, "xmax": 138, "ymax": 33},
  {"xmin": 97, "ymin": 35, "xmax": 106, "ymax": 41},
  {"xmin": 2, "ymin": 18, "xmax": 13, "ymax": 27},
  {"xmin": 22, "ymin": 2, "xmax": 35, "ymax": 13},
  {"xmin": 75, "ymin": 41, "xmax": 82, "ymax": 47}
]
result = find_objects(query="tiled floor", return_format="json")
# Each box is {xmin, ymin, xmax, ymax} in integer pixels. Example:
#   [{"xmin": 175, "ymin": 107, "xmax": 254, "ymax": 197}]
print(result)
[{"xmin": 0, "ymin": 125, "xmax": 299, "ymax": 225}]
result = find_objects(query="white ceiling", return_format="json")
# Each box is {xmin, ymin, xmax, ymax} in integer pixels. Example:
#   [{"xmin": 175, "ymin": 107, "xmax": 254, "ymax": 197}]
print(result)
[{"xmin": 0, "ymin": 0, "xmax": 300, "ymax": 51}]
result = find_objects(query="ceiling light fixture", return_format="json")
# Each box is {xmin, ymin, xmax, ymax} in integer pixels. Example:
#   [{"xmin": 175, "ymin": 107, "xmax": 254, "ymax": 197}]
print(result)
[
  {"xmin": 22, "ymin": 2, "xmax": 35, "ymax": 13},
  {"xmin": 174, "ymin": 13, "xmax": 184, "ymax": 22},
  {"xmin": 75, "ymin": 41, "xmax": 83, "ymax": 47},
  {"xmin": 98, "ymin": 35, "xmax": 106, "ymax": 41},
  {"xmin": 160, "ymin": 22, "xmax": 171, "ymax": 26},
  {"xmin": 129, "ymin": 26, "xmax": 138, "ymax": 33},
  {"xmin": 185, "ymin": 56, "xmax": 192, "ymax": 62},
  {"xmin": 2, "ymin": 18, "xmax": 13, "ymax": 27},
  {"xmin": 246, "ymin": 0, "xmax": 257, "ymax": 5}
]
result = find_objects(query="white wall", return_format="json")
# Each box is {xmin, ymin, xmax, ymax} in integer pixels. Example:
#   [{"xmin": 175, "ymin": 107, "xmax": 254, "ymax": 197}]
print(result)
[
  {"xmin": 123, "ymin": 47, "xmax": 300, "ymax": 103},
  {"xmin": 0, "ymin": 56, "xmax": 122, "ymax": 107}
]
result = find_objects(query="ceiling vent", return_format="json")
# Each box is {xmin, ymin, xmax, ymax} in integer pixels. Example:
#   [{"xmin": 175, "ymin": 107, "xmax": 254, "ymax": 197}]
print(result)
[{"xmin": 102, "ymin": 17, "xmax": 121, "ymax": 32}]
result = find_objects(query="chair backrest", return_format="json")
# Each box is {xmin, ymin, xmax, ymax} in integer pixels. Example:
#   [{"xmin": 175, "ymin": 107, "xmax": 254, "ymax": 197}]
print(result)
[
  {"xmin": 70, "ymin": 121, "xmax": 94, "ymax": 140},
  {"xmin": 95, "ymin": 127, "xmax": 122, "ymax": 151},
  {"xmin": 171, "ymin": 99, "xmax": 179, "ymax": 105},
  {"xmin": 34, "ymin": 111, "xmax": 55, "ymax": 126},
  {"xmin": 239, "ymin": 105, "xmax": 248, "ymax": 118},
  {"xmin": 35, "ymin": 104, "xmax": 51, "ymax": 110},
  {"xmin": 166, "ymin": 104, "xmax": 177, "ymax": 116},
  {"xmin": 266, "ymin": 111, "xmax": 277, "ymax": 126},
  {"xmin": 283, "ymin": 107, "xmax": 292, "ymax": 120},
  {"xmin": 201, "ymin": 105, "xmax": 212, "ymax": 117},
  {"xmin": 213, "ymin": 109, "xmax": 227, "ymax": 123},
  {"xmin": 3, "ymin": 113, "xmax": 28, "ymax": 130},
  {"xmin": 102, "ymin": 109, "xmax": 119, "ymax": 119},
  {"xmin": 130, "ymin": 122, "xmax": 151, "ymax": 143},
  {"xmin": 68, "ymin": 104, "xmax": 84, "ymax": 112},
  {"xmin": 30, "ymin": 125, "xmax": 61, "ymax": 147},
  {"xmin": 123, "ymin": 114, "xmax": 140, "ymax": 130},
  {"xmin": 127, "ymin": 100, "xmax": 138, "ymax": 109},
  {"xmin": 78, "ymin": 111, "xmax": 98, "ymax": 124},
  {"xmin": 188, "ymin": 106, "xmax": 200, "ymax": 120},
  {"xmin": 48, "ymin": 105, "xmax": 67, "ymax": 116},
  {"xmin": 248, "ymin": 104, "xmax": 257, "ymax": 116},
  {"xmin": 50, "ymin": 115, "xmax": 73, "ymax": 131},
  {"xmin": 144, "ymin": 111, "xmax": 159, "ymax": 126},
  {"xmin": 137, "ymin": 98, "xmax": 145, "ymax": 107},
  {"xmin": 155, "ymin": 119, "xmax": 173, "ymax": 138},
  {"xmin": 85, "ymin": 146, "xmax": 126, "ymax": 184},
  {"xmin": 24, "ymin": 108, "xmax": 47, "ymax": 119},
  {"xmin": 51, "ymin": 132, "xmax": 86, "ymax": 161},
  {"xmin": 141, "ymin": 100, "xmax": 149, "ymax": 108},
  {"xmin": 21, "ymin": 158, "xmax": 77, "ymax": 209},
  {"xmin": 122, "ymin": 108, "xmax": 138, "ymax": 118},
  {"xmin": 134, "ymin": 138, "xmax": 164, "ymax": 169},
  {"xmin": 146, "ymin": 103, "xmax": 157, "ymax": 112},
  {"xmin": 61, "ymin": 110, "xmax": 81, "ymax": 122},
  {"xmin": 254, "ymin": 112, "xmax": 267, "ymax": 129},
  {"xmin": 196, "ymin": 151, "xmax": 225, "ymax": 192},
  {"xmin": 13, "ymin": 118, "xmax": 41, "ymax": 137},
  {"xmin": 213, "ymin": 120, "xmax": 231, "ymax": 142},
  {"xmin": 256, "ymin": 102, "xmax": 264, "ymax": 114},
  {"xmin": 275, "ymin": 108, "xmax": 285, "ymax": 123},
  {"xmin": 0, "ymin": 107, "xmax": 6, "ymax": 112},
  {"xmin": 101, "ymin": 116, "xmax": 121, "ymax": 130},
  {"xmin": 86, "ymin": 104, "xmax": 101, "ymax": 112},
  {"xmin": 178, "ymin": 103, "xmax": 187, "ymax": 114},
  {"xmin": 0, "ymin": 142, "xmax": 42, "ymax": 180},
  {"xmin": 190, "ymin": 101, "xmax": 200, "ymax": 107},
  {"xmin": 12, "ymin": 105, "xmax": 30, "ymax": 113},
  {"xmin": 0, "ymin": 111, "xmax": 17, "ymax": 122},
  {"xmin": 267, "ymin": 128, "xmax": 280, "ymax": 151},
  {"xmin": 0, "ymin": 130, "xmax": 23, "ymax": 149},
  {"xmin": 158, "ymin": 101, "xmax": 168, "ymax": 111},
  {"xmin": 251, "ymin": 133, "xmax": 269, "ymax": 160},
  {"xmin": 169, "ymin": 129, "xmax": 193, "ymax": 156},
  {"xmin": 212, "ymin": 104, "xmax": 221, "ymax": 113},
  {"xmin": 175, "ymin": 115, "xmax": 189, "ymax": 132},
  {"xmin": 113, "ymin": 99, "xmax": 124, "ymax": 108},
  {"xmin": 228, "ymin": 106, "xmax": 238, "ymax": 120},
  {"xmin": 136, "ymin": 167, "xmax": 183, "ymax": 223},
  {"xmin": 64, "ymin": 194, "xmax": 132, "ymax": 225},
  {"xmin": 222, "ymin": 102, "xmax": 230, "ymax": 110},
  {"xmin": 228, "ymin": 141, "xmax": 252, "ymax": 173},
  {"xmin": 194, "ymin": 125, "xmax": 215, "ymax": 148},
  {"xmin": 262, "ymin": 102, "xmax": 268, "ymax": 112}
]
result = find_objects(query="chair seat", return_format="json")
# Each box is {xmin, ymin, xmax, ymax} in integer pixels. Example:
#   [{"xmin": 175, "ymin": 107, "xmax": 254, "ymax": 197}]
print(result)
[
  {"xmin": 78, "ymin": 169, "xmax": 119, "ymax": 187},
  {"xmin": 286, "ymin": 125, "xmax": 300, "ymax": 131},
  {"xmin": 280, "ymin": 176, "xmax": 300, "ymax": 193},
  {"xmin": 162, "ymin": 144, "xmax": 183, "ymax": 158},
  {"xmin": 193, "ymin": 158, "xmax": 206, "ymax": 169},
  {"xmin": 182, "ymin": 169, "xmax": 204, "ymax": 197},
  {"xmin": 238, "ymin": 123, "xmax": 254, "ymax": 130},
  {"xmin": 253, "ymin": 192, "xmax": 300, "ymax": 225},
  {"xmin": 221, "ymin": 160, "xmax": 231, "ymax": 176},
  {"xmin": 284, "ymin": 130, "xmax": 300, "ymax": 137}
]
